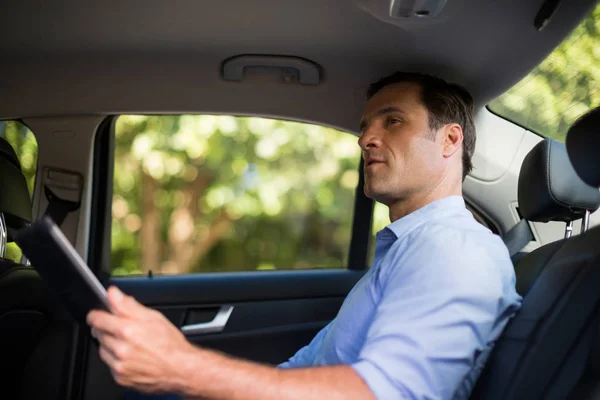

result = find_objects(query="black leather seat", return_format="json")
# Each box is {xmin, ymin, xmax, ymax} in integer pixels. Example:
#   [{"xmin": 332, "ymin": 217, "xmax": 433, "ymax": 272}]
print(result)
[
  {"xmin": 514, "ymin": 138, "xmax": 600, "ymax": 296},
  {"xmin": 0, "ymin": 138, "xmax": 62, "ymax": 399},
  {"xmin": 471, "ymin": 111, "xmax": 600, "ymax": 399}
]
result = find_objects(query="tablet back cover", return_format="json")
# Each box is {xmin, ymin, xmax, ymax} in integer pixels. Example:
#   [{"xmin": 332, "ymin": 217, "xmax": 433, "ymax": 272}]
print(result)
[{"xmin": 13, "ymin": 217, "xmax": 110, "ymax": 327}]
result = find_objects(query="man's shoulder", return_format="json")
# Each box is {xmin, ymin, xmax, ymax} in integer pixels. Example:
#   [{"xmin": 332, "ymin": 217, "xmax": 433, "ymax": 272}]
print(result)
[
  {"xmin": 384, "ymin": 216, "xmax": 514, "ymax": 290},
  {"xmin": 405, "ymin": 213, "xmax": 506, "ymax": 259},
  {"xmin": 387, "ymin": 198, "xmax": 504, "ymax": 255}
]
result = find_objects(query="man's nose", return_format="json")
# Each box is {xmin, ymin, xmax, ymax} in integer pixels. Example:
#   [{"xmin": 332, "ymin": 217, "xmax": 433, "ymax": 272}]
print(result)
[{"xmin": 358, "ymin": 127, "xmax": 382, "ymax": 151}]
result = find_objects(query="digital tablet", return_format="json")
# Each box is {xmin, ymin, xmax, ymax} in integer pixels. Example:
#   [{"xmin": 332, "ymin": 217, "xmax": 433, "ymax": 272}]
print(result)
[{"xmin": 13, "ymin": 216, "xmax": 111, "ymax": 329}]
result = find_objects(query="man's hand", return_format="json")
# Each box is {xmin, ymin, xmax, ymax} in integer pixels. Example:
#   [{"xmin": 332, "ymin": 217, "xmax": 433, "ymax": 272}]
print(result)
[
  {"xmin": 87, "ymin": 286, "xmax": 193, "ymax": 394},
  {"xmin": 87, "ymin": 286, "xmax": 374, "ymax": 400}
]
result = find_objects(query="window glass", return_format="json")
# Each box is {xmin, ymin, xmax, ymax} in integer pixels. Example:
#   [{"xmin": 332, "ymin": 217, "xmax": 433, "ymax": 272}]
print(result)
[
  {"xmin": 367, "ymin": 201, "xmax": 391, "ymax": 265},
  {"xmin": 0, "ymin": 121, "xmax": 38, "ymax": 263},
  {"xmin": 488, "ymin": 3, "xmax": 600, "ymax": 141},
  {"xmin": 371, "ymin": 201, "xmax": 390, "ymax": 235},
  {"xmin": 111, "ymin": 115, "xmax": 362, "ymax": 276}
]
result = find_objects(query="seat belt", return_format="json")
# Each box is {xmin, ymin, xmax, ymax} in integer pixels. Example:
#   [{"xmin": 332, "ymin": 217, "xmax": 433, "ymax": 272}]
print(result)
[
  {"xmin": 38, "ymin": 169, "xmax": 110, "ymax": 286},
  {"xmin": 43, "ymin": 186, "xmax": 80, "ymax": 226},
  {"xmin": 503, "ymin": 219, "xmax": 534, "ymax": 258},
  {"xmin": 40, "ymin": 168, "xmax": 83, "ymax": 227}
]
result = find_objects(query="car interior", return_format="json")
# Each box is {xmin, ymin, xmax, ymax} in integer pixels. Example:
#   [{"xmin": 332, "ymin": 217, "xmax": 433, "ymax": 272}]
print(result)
[{"xmin": 1, "ymin": 0, "xmax": 600, "ymax": 399}]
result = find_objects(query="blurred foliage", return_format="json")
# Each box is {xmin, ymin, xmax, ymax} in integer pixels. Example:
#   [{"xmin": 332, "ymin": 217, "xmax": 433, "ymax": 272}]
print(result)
[
  {"xmin": 112, "ymin": 115, "xmax": 365, "ymax": 276},
  {"xmin": 489, "ymin": 2, "xmax": 600, "ymax": 141},
  {"xmin": 0, "ymin": 121, "xmax": 38, "ymax": 263}
]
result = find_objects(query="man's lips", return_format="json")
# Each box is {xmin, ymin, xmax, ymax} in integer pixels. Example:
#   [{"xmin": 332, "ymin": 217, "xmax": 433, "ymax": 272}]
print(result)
[{"xmin": 365, "ymin": 157, "xmax": 385, "ymax": 167}]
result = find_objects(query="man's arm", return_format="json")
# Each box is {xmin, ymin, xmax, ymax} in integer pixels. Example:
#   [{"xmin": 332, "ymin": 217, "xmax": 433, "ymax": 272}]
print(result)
[
  {"xmin": 177, "ymin": 346, "xmax": 373, "ymax": 400},
  {"xmin": 87, "ymin": 286, "xmax": 374, "ymax": 400},
  {"xmin": 277, "ymin": 321, "xmax": 332, "ymax": 368}
]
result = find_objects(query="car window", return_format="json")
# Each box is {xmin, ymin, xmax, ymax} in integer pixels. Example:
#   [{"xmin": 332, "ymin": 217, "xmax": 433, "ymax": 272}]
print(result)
[
  {"xmin": 0, "ymin": 120, "xmax": 38, "ymax": 263},
  {"xmin": 367, "ymin": 202, "xmax": 390, "ymax": 264},
  {"xmin": 111, "ymin": 115, "xmax": 362, "ymax": 276},
  {"xmin": 488, "ymin": 3, "xmax": 600, "ymax": 141}
]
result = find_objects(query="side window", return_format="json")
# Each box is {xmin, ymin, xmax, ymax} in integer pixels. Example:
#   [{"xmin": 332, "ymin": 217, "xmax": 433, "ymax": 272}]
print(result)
[
  {"xmin": 371, "ymin": 202, "xmax": 390, "ymax": 235},
  {"xmin": 367, "ymin": 202, "xmax": 391, "ymax": 265},
  {"xmin": 488, "ymin": 3, "xmax": 600, "ymax": 140},
  {"xmin": 0, "ymin": 121, "xmax": 38, "ymax": 263},
  {"xmin": 111, "ymin": 115, "xmax": 362, "ymax": 276}
]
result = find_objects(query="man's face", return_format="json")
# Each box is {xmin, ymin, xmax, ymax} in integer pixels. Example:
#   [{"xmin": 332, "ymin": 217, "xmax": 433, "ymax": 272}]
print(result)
[{"xmin": 358, "ymin": 82, "xmax": 446, "ymax": 205}]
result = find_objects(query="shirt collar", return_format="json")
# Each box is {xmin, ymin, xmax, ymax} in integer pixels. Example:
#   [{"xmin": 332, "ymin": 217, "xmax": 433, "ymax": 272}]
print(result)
[{"xmin": 378, "ymin": 196, "xmax": 466, "ymax": 240}]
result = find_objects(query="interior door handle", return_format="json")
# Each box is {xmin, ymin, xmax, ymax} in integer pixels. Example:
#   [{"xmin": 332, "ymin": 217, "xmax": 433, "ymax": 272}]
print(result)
[{"xmin": 181, "ymin": 305, "xmax": 234, "ymax": 335}]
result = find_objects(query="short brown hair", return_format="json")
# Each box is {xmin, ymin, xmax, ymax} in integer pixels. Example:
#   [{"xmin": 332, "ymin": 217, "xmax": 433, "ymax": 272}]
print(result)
[{"xmin": 367, "ymin": 72, "xmax": 476, "ymax": 180}]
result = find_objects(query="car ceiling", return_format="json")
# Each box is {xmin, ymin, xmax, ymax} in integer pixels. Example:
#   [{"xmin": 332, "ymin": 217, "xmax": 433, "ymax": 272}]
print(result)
[{"xmin": 0, "ymin": 0, "xmax": 596, "ymax": 133}]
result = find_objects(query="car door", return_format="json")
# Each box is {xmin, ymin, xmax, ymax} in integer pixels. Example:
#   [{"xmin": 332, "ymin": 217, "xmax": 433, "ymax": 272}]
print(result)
[{"xmin": 72, "ymin": 115, "xmax": 375, "ymax": 400}]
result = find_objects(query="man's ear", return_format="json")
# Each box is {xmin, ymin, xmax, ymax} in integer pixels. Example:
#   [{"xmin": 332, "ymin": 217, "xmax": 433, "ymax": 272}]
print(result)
[{"xmin": 442, "ymin": 123, "xmax": 463, "ymax": 158}]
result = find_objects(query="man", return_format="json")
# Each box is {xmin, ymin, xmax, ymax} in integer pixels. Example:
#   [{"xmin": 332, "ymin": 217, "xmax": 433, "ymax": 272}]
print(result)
[{"xmin": 88, "ymin": 72, "xmax": 522, "ymax": 399}]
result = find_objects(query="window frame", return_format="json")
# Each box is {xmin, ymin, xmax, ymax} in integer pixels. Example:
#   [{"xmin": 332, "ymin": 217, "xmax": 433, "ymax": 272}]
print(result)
[
  {"xmin": 485, "ymin": 105, "xmax": 543, "ymax": 138},
  {"xmin": 88, "ymin": 116, "xmax": 116, "ymax": 280}
]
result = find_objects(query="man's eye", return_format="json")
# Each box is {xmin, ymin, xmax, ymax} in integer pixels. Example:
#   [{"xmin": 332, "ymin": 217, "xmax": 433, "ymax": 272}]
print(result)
[{"xmin": 387, "ymin": 117, "xmax": 402, "ymax": 125}]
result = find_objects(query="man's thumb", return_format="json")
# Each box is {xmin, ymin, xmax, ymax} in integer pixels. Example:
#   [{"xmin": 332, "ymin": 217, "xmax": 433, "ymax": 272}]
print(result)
[
  {"xmin": 108, "ymin": 286, "xmax": 131, "ymax": 316},
  {"xmin": 107, "ymin": 285, "xmax": 149, "ymax": 318}
]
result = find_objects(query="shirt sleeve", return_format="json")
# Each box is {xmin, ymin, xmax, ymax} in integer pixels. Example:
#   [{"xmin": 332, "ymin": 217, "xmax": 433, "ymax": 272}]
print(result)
[
  {"xmin": 278, "ymin": 321, "xmax": 332, "ymax": 368},
  {"xmin": 351, "ymin": 227, "xmax": 512, "ymax": 400}
]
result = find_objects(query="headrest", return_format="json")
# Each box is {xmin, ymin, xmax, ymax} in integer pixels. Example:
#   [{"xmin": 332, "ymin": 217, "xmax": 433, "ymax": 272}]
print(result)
[
  {"xmin": 0, "ymin": 138, "xmax": 33, "ymax": 233},
  {"xmin": 518, "ymin": 138, "xmax": 600, "ymax": 223},
  {"xmin": 566, "ymin": 107, "xmax": 600, "ymax": 188}
]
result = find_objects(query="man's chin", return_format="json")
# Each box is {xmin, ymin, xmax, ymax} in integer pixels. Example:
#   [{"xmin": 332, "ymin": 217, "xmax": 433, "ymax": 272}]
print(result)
[{"xmin": 364, "ymin": 186, "xmax": 392, "ymax": 204}]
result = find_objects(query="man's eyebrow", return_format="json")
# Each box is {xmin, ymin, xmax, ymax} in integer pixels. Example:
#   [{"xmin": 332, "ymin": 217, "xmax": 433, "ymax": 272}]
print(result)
[
  {"xmin": 376, "ymin": 106, "xmax": 405, "ymax": 116},
  {"xmin": 359, "ymin": 106, "xmax": 405, "ymax": 132}
]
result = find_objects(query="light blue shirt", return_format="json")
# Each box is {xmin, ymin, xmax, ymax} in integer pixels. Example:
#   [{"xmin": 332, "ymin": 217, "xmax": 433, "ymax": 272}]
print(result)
[{"xmin": 279, "ymin": 196, "xmax": 522, "ymax": 399}]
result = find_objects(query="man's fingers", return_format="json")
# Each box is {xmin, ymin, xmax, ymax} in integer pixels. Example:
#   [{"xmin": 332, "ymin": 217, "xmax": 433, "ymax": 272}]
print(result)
[
  {"xmin": 99, "ymin": 341, "xmax": 119, "ymax": 368},
  {"xmin": 107, "ymin": 286, "xmax": 127, "ymax": 315},
  {"xmin": 97, "ymin": 331, "xmax": 129, "ymax": 360},
  {"xmin": 88, "ymin": 310, "xmax": 128, "ymax": 337},
  {"xmin": 98, "ymin": 344, "xmax": 132, "ymax": 387}
]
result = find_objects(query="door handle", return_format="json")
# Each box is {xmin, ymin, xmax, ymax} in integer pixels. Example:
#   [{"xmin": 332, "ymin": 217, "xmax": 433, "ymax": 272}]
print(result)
[{"xmin": 181, "ymin": 305, "xmax": 234, "ymax": 335}]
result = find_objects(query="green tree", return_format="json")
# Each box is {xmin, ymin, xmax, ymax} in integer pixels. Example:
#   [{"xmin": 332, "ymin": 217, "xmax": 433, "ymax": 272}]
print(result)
[
  {"xmin": 489, "ymin": 2, "xmax": 600, "ymax": 141},
  {"xmin": 0, "ymin": 121, "xmax": 38, "ymax": 262},
  {"xmin": 111, "ymin": 115, "xmax": 362, "ymax": 276}
]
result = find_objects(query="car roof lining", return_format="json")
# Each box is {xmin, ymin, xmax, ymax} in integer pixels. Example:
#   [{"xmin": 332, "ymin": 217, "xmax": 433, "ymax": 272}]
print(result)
[{"xmin": 0, "ymin": 0, "xmax": 596, "ymax": 133}]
